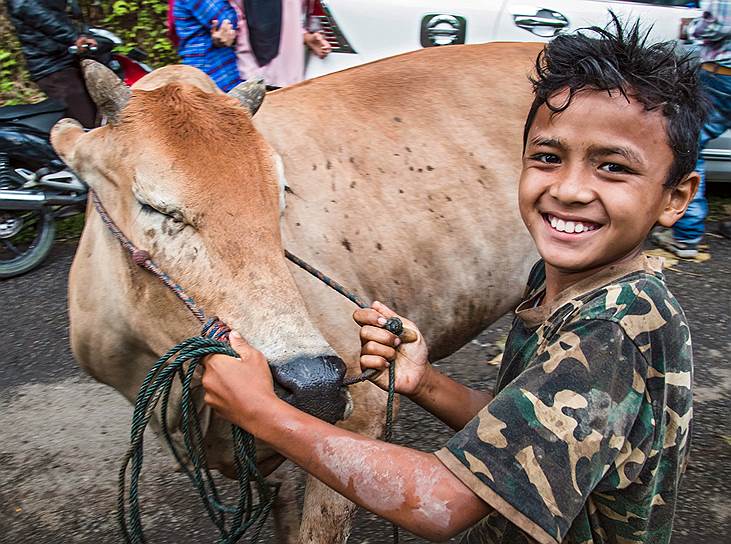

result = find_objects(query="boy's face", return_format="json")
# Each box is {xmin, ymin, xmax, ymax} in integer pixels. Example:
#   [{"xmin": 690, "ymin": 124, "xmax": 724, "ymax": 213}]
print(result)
[{"xmin": 519, "ymin": 88, "xmax": 695, "ymax": 274}]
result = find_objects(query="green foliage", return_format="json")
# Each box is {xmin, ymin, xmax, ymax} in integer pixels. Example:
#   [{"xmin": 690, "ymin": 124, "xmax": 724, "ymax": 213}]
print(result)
[
  {"xmin": 88, "ymin": 0, "xmax": 179, "ymax": 66},
  {"xmin": 0, "ymin": 0, "xmax": 179, "ymax": 106}
]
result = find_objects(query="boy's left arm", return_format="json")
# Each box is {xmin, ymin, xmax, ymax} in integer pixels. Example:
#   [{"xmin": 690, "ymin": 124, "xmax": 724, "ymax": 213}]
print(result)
[{"xmin": 203, "ymin": 332, "xmax": 492, "ymax": 542}]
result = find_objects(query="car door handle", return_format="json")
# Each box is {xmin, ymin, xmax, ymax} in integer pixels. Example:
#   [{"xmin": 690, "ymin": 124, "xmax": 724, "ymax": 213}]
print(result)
[
  {"xmin": 514, "ymin": 15, "xmax": 568, "ymax": 29},
  {"xmin": 512, "ymin": 9, "xmax": 569, "ymax": 37}
]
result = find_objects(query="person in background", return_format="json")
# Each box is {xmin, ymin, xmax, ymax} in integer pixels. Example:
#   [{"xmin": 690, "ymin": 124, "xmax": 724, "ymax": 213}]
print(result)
[
  {"xmin": 6, "ymin": 0, "xmax": 97, "ymax": 128},
  {"xmin": 652, "ymin": 0, "xmax": 731, "ymax": 253},
  {"xmin": 228, "ymin": 0, "xmax": 331, "ymax": 88},
  {"xmin": 173, "ymin": 0, "xmax": 242, "ymax": 92}
]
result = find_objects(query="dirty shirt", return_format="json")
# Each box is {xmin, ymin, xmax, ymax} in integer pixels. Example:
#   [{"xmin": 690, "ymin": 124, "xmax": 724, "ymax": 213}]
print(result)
[{"xmin": 435, "ymin": 254, "xmax": 693, "ymax": 544}]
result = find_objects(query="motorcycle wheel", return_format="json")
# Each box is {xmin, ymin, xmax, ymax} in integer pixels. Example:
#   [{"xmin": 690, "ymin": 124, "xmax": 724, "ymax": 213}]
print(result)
[
  {"xmin": 0, "ymin": 161, "xmax": 57, "ymax": 278},
  {"xmin": 0, "ymin": 208, "xmax": 56, "ymax": 279}
]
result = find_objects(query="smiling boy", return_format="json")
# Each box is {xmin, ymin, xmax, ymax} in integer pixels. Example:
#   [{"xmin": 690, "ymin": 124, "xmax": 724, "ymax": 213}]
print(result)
[{"xmin": 202, "ymin": 17, "xmax": 705, "ymax": 543}]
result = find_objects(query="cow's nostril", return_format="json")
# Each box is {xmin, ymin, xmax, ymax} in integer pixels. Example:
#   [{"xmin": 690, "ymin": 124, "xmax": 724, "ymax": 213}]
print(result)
[{"xmin": 270, "ymin": 355, "xmax": 349, "ymax": 424}]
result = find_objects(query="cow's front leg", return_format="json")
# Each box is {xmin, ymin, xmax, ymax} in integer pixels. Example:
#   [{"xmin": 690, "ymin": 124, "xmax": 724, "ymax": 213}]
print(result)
[
  {"xmin": 297, "ymin": 382, "xmax": 394, "ymax": 544},
  {"xmin": 270, "ymin": 460, "xmax": 303, "ymax": 544}
]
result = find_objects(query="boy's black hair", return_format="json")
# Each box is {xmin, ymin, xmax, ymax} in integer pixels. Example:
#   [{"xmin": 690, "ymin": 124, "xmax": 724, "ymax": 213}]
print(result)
[{"xmin": 523, "ymin": 13, "xmax": 709, "ymax": 188}]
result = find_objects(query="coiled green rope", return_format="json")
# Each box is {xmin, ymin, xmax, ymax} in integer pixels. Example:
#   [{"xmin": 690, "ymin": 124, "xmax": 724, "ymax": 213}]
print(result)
[
  {"xmin": 117, "ymin": 337, "xmax": 280, "ymax": 544},
  {"xmin": 118, "ymin": 336, "xmax": 397, "ymax": 544}
]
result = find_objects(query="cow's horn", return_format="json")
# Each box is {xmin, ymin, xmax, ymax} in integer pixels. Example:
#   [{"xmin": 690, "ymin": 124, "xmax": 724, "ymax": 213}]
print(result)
[
  {"xmin": 81, "ymin": 59, "xmax": 131, "ymax": 124},
  {"xmin": 228, "ymin": 78, "xmax": 266, "ymax": 116}
]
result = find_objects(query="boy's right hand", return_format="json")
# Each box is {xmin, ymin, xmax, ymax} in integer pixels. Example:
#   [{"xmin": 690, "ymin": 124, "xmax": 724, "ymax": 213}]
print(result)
[{"xmin": 353, "ymin": 301, "xmax": 430, "ymax": 397}]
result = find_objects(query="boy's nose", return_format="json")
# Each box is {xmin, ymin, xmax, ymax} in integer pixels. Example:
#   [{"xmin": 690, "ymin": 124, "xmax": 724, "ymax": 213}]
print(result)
[{"xmin": 548, "ymin": 165, "xmax": 595, "ymax": 205}]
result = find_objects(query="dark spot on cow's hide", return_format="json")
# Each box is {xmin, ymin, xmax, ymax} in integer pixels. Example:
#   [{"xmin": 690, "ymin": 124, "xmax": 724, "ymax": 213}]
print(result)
[
  {"xmin": 417, "ymin": 168, "xmax": 423, "ymax": 173},
  {"xmin": 144, "ymin": 228, "xmax": 155, "ymax": 238},
  {"xmin": 409, "ymin": 166, "xmax": 414, "ymax": 171},
  {"xmin": 350, "ymin": 181, "xmax": 356, "ymax": 189},
  {"xmin": 405, "ymin": 146, "xmax": 411, "ymax": 152},
  {"xmin": 480, "ymin": 165, "xmax": 487, "ymax": 170},
  {"xmin": 477, "ymin": 178, "xmax": 486, "ymax": 187},
  {"xmin": 394, "ymin": 279, "xmax": 400, "ymax": 285},
  {"xmin": 378, "ymin": 167, "xmax": 385, "ymax": 174},
  {"xmin": 446, "ymin": 196, "xmax": 452, "ymax": 202},
  {"xmin": 341, "ymin": 239, "xmax": 352, "ymax": 252},
  {"xmin": 426, "ymin": 165, "xmax": 434, "ymax": 171},
  {"xmin": 326, "ymin": 160, "xmax": 332, "ymax": 170},
  {"xmin": 394, "ymin": 153, "xmax": 400, "ymax": 157},
  {"xmin": 284, "ymin": 186, "xmax": 294, "ymax": 194},
  {"xmin": 428, "ymin": 195, "xmax": 433, "ymax": 201},
  {"xmin": 312, "ymin": 163, "xmax": 317, "ymax": 170},
  {"xmin": 398, "ymin": 189, "xmax": 404, "ymax": 194},
  {"xmin": 296, "ymin": 222, "xmax": 301, "ymax": 227},
  {"xmin": 393, "ymin": 116, "xmax": 402, "ymax": 123},
  {"xmin": 469, "ymin": 152, "xmax": 474, "ymax": 156},
  {"xmin": 349, "ymin": 157, "xmax": 355, "ymax": 163},
  {"xmin": 376, "ymin": 242, "xmax": 383, "ymax": 250},
  {"xmin": 428, "ymin": 208, "xmax": 435, "ymax": 213}
]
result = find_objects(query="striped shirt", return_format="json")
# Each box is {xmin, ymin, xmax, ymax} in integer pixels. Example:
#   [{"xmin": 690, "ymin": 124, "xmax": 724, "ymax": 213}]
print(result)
[
  {"xmin": 174, "ymin": 0, "xmax": 242, "ymax": 91},
  {"xmin": 689, "ymin": 0, "xmax": 731, "ymax": 68}
]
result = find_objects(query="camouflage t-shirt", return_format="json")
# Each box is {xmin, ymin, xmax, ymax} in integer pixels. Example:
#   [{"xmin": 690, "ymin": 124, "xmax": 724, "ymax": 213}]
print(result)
[{"xmin": 435, "ymin": 254, "xmax": 693, "ymax": 544}]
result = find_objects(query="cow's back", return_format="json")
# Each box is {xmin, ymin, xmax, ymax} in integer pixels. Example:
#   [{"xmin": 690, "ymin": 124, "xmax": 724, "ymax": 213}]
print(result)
[{"xmin": 255, "ymin": 42, "xmax": 541, "ymax": 362}]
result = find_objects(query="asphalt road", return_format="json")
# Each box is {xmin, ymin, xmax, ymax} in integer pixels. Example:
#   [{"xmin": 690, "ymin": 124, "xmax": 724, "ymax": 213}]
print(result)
[{"xmin": 1, "ymin": 225, "xmax": 729, "ymax": 544}]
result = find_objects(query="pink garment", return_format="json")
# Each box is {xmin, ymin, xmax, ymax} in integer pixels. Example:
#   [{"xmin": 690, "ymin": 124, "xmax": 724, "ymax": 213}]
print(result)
[
  {"xmin": 167, "ymin": 0, "xmax": 179, "ymax": 46},
  {"xmin": 229, "ymin": 0, "xmax": 308, "ymax": 88}
]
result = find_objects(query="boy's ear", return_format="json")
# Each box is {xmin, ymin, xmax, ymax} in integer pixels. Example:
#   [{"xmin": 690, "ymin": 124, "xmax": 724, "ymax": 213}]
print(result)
[{"xmin": 657, "ymin": 172, "xmax": 701, "ymax": 228}]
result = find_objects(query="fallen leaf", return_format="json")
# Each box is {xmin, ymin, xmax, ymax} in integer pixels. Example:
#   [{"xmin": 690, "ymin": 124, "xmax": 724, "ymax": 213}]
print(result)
[
  {"xmin": 485, "ymin": 353, "xmax": 503, "ymax": 366},
  {"xmin": 644, "ymin": 248, "xmax": 711, "ymax": 265}
]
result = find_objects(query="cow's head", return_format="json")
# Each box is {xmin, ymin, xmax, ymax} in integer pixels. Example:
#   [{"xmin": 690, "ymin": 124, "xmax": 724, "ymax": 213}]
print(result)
[{"xmin": 52, "ymin": 63, "xmax": 352, "ymax": 472}]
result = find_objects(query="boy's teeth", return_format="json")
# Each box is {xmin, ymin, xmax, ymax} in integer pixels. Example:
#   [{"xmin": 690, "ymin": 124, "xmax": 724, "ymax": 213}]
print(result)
[{"xmin": 547, "ymin": 214, "xmax": 597, "ymax": 233}]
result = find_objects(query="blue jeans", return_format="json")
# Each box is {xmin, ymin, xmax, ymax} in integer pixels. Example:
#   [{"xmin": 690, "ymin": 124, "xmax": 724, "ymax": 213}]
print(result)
[{"xmin": 673, "ymin": 69, "xmax": 731, "ymax": 243}]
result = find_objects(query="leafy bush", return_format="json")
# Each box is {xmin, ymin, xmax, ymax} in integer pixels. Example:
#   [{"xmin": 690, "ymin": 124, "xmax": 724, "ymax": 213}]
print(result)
[{"xmin": 0, "ymin": 0, "xmax": 179, "ymax": 106}]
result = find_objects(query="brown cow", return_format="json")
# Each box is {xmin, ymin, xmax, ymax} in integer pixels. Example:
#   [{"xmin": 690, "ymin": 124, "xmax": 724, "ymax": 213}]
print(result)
[{"xmin": 51, "ymin": 42, "xmax": 540, "ymax": 543}]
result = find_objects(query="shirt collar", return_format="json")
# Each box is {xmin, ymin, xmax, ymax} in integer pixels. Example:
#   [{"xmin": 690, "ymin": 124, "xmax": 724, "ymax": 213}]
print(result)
[{"xmin": 515, "ymin": 253, "xmax": 664, "ymax": 328}]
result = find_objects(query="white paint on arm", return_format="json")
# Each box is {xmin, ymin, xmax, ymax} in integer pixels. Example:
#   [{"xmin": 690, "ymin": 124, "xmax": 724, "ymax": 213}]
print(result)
[
  {"xmin": 312, "ymin": 436, "xmax": 460, "ymax": 536},
  {"xmin": 413, "ymin": 464, "xmax": 453, "ymax": 529},
  {"xmin": 314, "ymin": 436, "xmax": 407, "ymax": 512}
]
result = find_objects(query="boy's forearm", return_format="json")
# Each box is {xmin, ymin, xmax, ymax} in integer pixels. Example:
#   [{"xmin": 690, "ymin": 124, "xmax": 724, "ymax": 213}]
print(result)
[
  {"xmin": 243, "ymin": 398, "xmax": 489, "ymax": 541},
  {"xmin": 408, "ymin": 366, "xmax": 493, "ymax": 431}
]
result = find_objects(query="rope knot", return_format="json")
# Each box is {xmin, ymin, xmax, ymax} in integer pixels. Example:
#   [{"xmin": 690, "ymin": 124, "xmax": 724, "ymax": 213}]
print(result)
[
  {"xmin": 131, "ymin": 249, "xmax": 151, "ymax": 266},
  {"xmin": 201, "ymin": 317, "xmax": 232, "ymax": 342}
]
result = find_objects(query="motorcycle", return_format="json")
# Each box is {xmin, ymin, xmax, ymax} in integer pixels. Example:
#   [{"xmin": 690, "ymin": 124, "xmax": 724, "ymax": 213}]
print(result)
[{"xmin": 0, "ymin": 27, "xmax": 151, "ymax": 278}]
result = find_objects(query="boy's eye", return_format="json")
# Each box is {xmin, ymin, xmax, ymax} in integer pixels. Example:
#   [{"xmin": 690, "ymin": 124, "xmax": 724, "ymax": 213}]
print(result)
[
  {"xmin": 530, "ymin": 153, "xmax": 561, "ymax": 164},
  {"xmin": 600, "ymin": 162, "xmax": 631, "ymax": 174}
]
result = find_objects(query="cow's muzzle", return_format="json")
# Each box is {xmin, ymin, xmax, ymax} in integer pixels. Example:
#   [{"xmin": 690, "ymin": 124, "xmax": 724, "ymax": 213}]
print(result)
[{"xmin": 271, "ymin": 355, "xmax": 351, "ymax": 424}]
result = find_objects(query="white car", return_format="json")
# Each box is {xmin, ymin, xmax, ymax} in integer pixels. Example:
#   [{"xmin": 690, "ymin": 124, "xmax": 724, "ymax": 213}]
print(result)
[{"xmin": 304, "ymin": 0, "xmax": 730, "ymax": 181}]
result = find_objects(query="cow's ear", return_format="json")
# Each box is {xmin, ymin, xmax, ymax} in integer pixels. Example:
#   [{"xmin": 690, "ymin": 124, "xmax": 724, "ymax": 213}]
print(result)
[
  {"xmin": 50, "ymin": 118, "xmax": 85, "ymax": 165},
  {"xmin": 82, "ymin": 60, "xmax": 131, "ymax": 124},
  {"xmin": 228, "ymin": 78, "xmax": 266, "ymax": 116}
]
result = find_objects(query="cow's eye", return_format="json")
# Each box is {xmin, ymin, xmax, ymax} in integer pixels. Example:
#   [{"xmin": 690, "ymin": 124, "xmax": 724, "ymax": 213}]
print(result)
[
  {"xmin": 139, "ymin": 201, "xmax": 187, "ymax": 230},
  {"xmin": 140, "ymin": 202, "xmax": 162, "ymax": 215}
]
